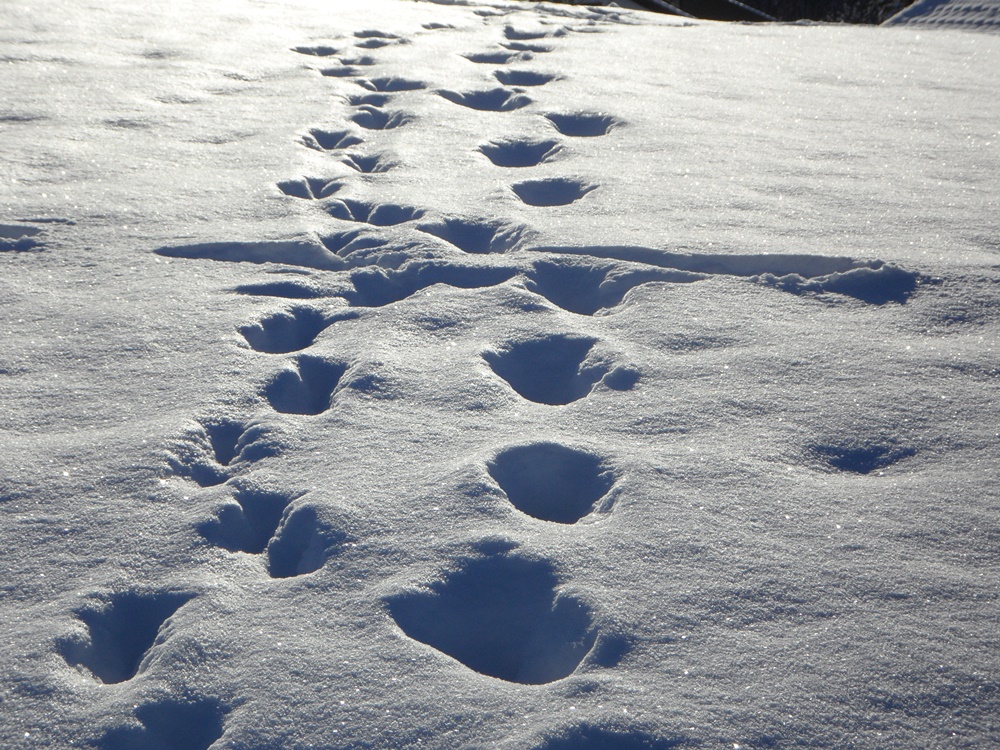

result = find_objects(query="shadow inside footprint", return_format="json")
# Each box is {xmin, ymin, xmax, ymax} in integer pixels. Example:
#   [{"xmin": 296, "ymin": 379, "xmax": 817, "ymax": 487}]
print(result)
[
  {"xmin": 267, "ymin": 505, "xmax": 347, "ymax": 578},
  {"xmin": 489, "ymin": 443, "xmax": 615, "ymax": 523},
  {"xmin": 264, "ymin": 355, "xmax": 347, "ymax": 415},
  {"xmin": 535, "ymin": 725, "xmax": 685, "ymax": 750},
  {"xmin": 437, "ymin": 88, "xmax": 532, "ymax": 112},
  {"xmin": 200, "ymin": 485, "xmax": 296, "ymax": 554},
  {"xmin": 351, "ymin": 106, "xmax": 414, "ymax": 130},
  {"xmin": 416, "ymin": 217, "xmax": 533, "ymax": 254},
  {"xmin": 59, "ymin": 591, "xmax": 194, "ymax": 684},
  {"xmin": 545, "ymin": 112, "xmax": 621, "ymax": 137},
  {"xmin": 239, "ymin": 306, "xmax": 330, "ymax": 353},
  {"xmin": 478, "ymin": 138, "xmax": 562, "ymax": 167},
  {"xmin": 357, "ymin": 76, "xmax": 426, "ymax": 92},
  {"xmin": 524, "ymin": 260, "xmax": 701, "ymax": 315},
  {"xmin": 328, "ymin": 198, "xmax": 424, "ymax": 226},
  {"xmin": 811, "ymin": 442, "xmax": 916, "ymax": 474},
  {"xmin": 463, "ymin": 50, "xmax": 521, "ymax": 64},
  {"xmin": 494, "ymin": 70, "xmax": 558, "ymax": 86},
  {"xmin": 386, "ymin": 551, "xmax": 597, "ymax": 684},
  {"xmin": 292, "ymin": 45, "xmax": 338, "ymax": 57},
  {"xmin": 484, "ymin": 334, "xmax": 614, "ymax": 405},
  {"xmin": 96, "ymin": 698, "xmax": 227, "ymax": 750},
  {"xmin": 301, "ymin": 128, "xmax": 364, "ymax": 151},
  {"xmin": 276, "ymin": 177, "xmax": 342, "ymax": 200},
  {"xmin": 512, "ymin": 178, "xmax": 596, "ymax": 207},
  {"xmin": 341, "ymin": 152, "xmax": 399, "ymax": 173}
]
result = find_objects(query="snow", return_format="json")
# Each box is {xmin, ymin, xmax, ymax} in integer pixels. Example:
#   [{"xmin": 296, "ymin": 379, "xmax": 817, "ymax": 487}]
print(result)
[{"xmin": 1, "ymin": 0, "xmax": 999, "ymax": 748}]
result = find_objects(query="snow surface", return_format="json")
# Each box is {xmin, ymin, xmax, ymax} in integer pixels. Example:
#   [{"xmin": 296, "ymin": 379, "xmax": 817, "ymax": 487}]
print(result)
[{"xmin": 1, "ymin": 0, "xmax": 999, "ymax": 748}]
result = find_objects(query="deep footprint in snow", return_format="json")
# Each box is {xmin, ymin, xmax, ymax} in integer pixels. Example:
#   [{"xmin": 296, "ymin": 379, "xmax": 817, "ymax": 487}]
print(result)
[
  {"xmin": 341, "ymin": 151, "xmax": 399, "ymax": 173},
  {"xmin": 463, "ymin": 50, "xmax": 523, "ymax": 64},
  {"xmin": 267, "ymin": 505, "xmax": 347, "ymax": 578},
  {"xmin": 502, "ymin": 41, "xmax": 554, "ymax": 53},
  {"xmin": 535, "ymin": 725, "xmax": 685, "ymax": 750},
  {"xmin": 478, "ymin": 137, "xmax": 562, "ymax": 167},
  {"xmin": 166, "ymin": 418, "xmax": 275, "ymax": 487},
  {"xmin": 339, "ymin": 54, "xmax": 377, "ymax": 66},
  {"xmin": 810, "ymin": 442, "xmax": 916, "ymax": 474},
  {"xmin": 504, "ymin": 24, "xmax": 559, "ymax": 41},
  {"xmin": 511, "ymin": 178, "xmax": 596, "ymax": 207},
  {"xmin": 264, "ymin": 355, "xmax": 347, "ymax": 415},
  {"xmin": 96, "ymin": 697, "xmax": 227, "ymax": 750},
  {"xmin": 544, "ymin": 111, "xmax": 622, "ymax": 137},
  {"xmin": 59, "ymin": 591, "xmax": 194, "ymax": 684},
  {"xmin": 416, "ymin": 216, "xmax": 534, "ymax": 254},
  {"xmin": 488, "ymin": 443, "xmax": 615, "ymax": 523},
  {"xmin": 300, "ymin": 128, "xmax": 364, "ymax": 152},
  {"xmin": 199, "ymin": 485, "xmax": 298, "ymax": 554},
  {"xmin": 291, "ymin": 44, "xmax": 339, "ymax": 57},
  {"xmin": 494, "ymin": 69, "xmax": 558, "ymax": 86},
  {"xmin": 524, "ymin": 259, "xmax": 702, "ymax": 315},
  {"xmin": 437, "ymin": 87, "xmax": 532, "ymax": 111},
  {"xmin": 327, "ymin": 198, "xmax": 424, "ymax": 226},
  {"xmin": 356, "ymin": 76, "xmax": 426, "ymax": 92},
  {"xmin": 343, "ymin": 263, "xmax": 517, "ymax": 307},
  {"xmin": 0, "ymin": 223, "xmax": 43, "ymax": 252},
  {"xmin": 320, "ymin": 66, "xmax": 360, "ymax": 78},
  {"xmin": 346, "ymin": 92, "xmax": 392, "ymax": 108},
  {"xmin": 484, "ymin": 334, "xmax": 635, "ymax": 405},
  {"xmin": 276, "ymin": 177, "xmax": 342, "ymax": 200},
  {"xmin": 238, "ymin": 306, "xmax": 332, "ymax": 353},
  {"xmin": 386, "ymin": 550, "xmax": 597, "ymax": 684},
  {"xmin": 350, "ymin": 105, "xmax": 415, "ymax": 130},
  {"xmin": 320, "ymin": 228, "xmax": 390, "ymax": 258}
]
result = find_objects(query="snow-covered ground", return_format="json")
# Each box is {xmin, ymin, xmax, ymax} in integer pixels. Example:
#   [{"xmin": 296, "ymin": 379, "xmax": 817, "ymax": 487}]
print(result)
[{"xmin": 1, "ymin": 1, "xmax": 998, "ymax": 748}]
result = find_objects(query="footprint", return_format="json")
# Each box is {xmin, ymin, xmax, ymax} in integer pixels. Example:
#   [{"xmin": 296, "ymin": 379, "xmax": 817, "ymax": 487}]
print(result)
[
  {"xmin": 327, "ymin": 198, "xmax": 424, "ymax": 226},
  {"xmin": 276, "ymin": 177, "xmax": 342, "ymax": 200},
  {"xmin": 232, "ymin": 281, "xmax": 328, "ymax": 299},
  {"xmin": 357, "ymin": 76, "xmax": 426, "ymax": 92},
  {"xmin": 534, "ymin": 725, "xmax": 685, "ymax": 750},
  {"xmin": 350, "ymin": 105, "xmax": 414, "ymax": 130},
  {"xmin": 267, "ymin": 505, "xmax": 347, "ymax": 578},
  {"xmin": 755, "ymin": 262, "xmax": 921, "ymax": 305},
  {"xmin": 416, "ymin": 217, "xmax": 534, "ymax": 254},
  {"xmin": 199, "ymin": 484, "xmax": 298, "ymax": 554},
  {"xmin": 511, "ymin": 178, "xmax": 596, "ymax": 207},
  {"xmin": 344, "ymin": 263, "xmax": 517, "ymax": 307},
  {"xmin": 437, "ymin": 88, "xmax": 532, "ymax": 112},
  {"xmin": 95, "ymin": 698, "xmax": 227, "ymax": 750},
  {"xmin": 501, "ymin": 41, "xmax": 554, "ymax": 53},
  {"xmin": 478, "ymin": 137, "xmax": 562, "ymax": 167},
  {"xmin": 166, "ymin": 418, "xmax": 274, "ymax": 487},
  {"xmin": 544, "ymin": 112, "xmax": 622, "ymax": 137},
  {"xmin": 300, "ymin": 128, "xmax": 364, "ymax": 152},
  {"xmin": 0, "ymin": 223, "xmax": 43, "ymax": 252},
  {"xmin": 59, "ymin": 591, "xmax": 194, "ymax": 684},
  {"xmin": 346, "ymin": 93, "xmax": 392, "ymax": 108},
  {"xmin": 264, "ymin": 355, "xmax": 347, "ymax": 415},
  {"xmin": 320, "ymin": 66, "xmax": 360, "ymax": 78},
  {"xmin": 504, "ymin": 24, "xmax": 554, "ymax": 41},
  {"xmin": 385, "ymin": 549, "xmax": 597, "ymax": 684},
  {"xmin": 320, "ymin": 228, "xmax": 390, "ymax": 257},
  {"xmin": 423, "ymin": 22, "xmax": 455, "ymax": 30},
  {"xmin": 462, "ymin": 50, "xmax": 522, "ymax": 64},
  {"xmin": 484, "ymin": 334, "xmax": 634, "ymax": 405},
  {"xmin": 339, "ymin": 55, "xmax": 377, "ymax": 66},
  {"xmin": 239, "ymin": 306, "xmax": 333, "ymax": 353},
  {"xmin": 488, "ymin": 443, "xmax": 615, "ymax": 523},
  {"xmin": 524, "ymin": 260, "xmax": 702, "ymax": 315},
  {"xmin": 810, "ymin": 442, "xmax": 916, "ymax": 474},
  {"xmin": 494, "ymin": 70, "xmax": 558, "ymax": 86},
  {"xmin": 292, "ymin": 45, "xmax": 338, "ymax": 57},
  {"xmin": 341, "ymin": 152, "xmax": 399, "ymax": 173}
]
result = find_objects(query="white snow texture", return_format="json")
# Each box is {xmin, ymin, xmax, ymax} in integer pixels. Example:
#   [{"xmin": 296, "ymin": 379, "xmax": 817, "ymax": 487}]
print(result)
[{"xmin": 1, "ymin": 0, "xmax": 998, "ymax": 749}]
